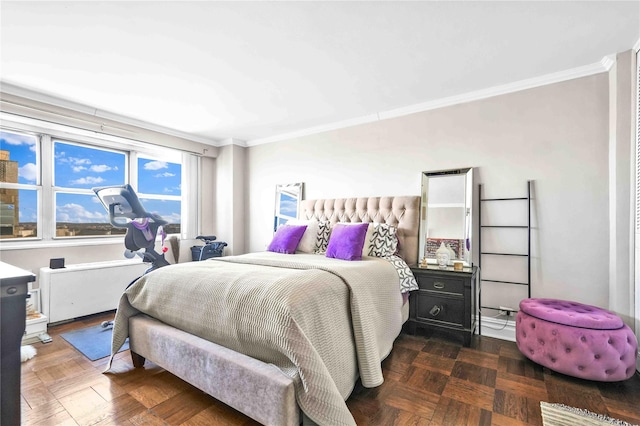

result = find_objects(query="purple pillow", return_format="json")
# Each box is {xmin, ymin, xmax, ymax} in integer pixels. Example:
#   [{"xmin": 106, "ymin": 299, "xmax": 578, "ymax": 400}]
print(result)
[
  {"xmin": 267, "ymin": 224, "xmax": 307, "ymax": 254},
  {"xmin": 326, "ymin": 223, "xmax": 369, "ymax": 261}
]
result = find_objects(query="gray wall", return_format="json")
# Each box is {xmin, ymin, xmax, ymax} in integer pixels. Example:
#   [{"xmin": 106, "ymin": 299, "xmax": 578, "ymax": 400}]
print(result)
[
  {"xmin": 246, "ymin": 73, "xmax": 615, "ymax": 313},
  {"xmin": 2, "ymin": 54, "xmax": 635, "ymax": 335}
]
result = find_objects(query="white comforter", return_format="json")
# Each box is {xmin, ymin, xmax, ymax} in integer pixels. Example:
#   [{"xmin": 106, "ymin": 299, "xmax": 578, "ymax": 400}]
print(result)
[{"xmin": 107, "ymin": 252, "xmax": 404, "ymax": 425}]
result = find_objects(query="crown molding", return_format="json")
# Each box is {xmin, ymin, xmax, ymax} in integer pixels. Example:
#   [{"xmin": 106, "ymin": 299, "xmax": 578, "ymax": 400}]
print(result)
[
  {"xmin": 0, "ymin": 81, "xmax": 222, "ymax": 147},
  {"xmin": 1, "ymin": 55, "xmax": 616, "ymax": 148},
  {"xmin": 219, "ymin": 138, "xmax": 248, "ymax": 147},
  {"xmin": 381, "ymin": 60, "xmax": 608, "ymax": 121},
  {"xmin": 246, "ymin": 113, "xmax": 381, "ymax": 146},
  {"xmin": 600, "ymin": 54, "xmax": 616, "ymax": 71},
  {"xmin": 246, "ymin": 58, "xmax": 610, "ymax": 146}
]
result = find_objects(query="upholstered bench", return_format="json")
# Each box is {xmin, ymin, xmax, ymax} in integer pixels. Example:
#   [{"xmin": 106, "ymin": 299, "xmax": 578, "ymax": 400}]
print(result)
[{"xmin": 515, "ymin": 298, "xmax": 638, "ymax": 382}]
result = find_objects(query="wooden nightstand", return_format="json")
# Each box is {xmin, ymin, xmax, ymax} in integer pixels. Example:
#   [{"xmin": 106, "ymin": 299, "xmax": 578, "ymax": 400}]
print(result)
[{"xmin": 408, "ymin": 265, "xmax": 478, "ymax": 346}]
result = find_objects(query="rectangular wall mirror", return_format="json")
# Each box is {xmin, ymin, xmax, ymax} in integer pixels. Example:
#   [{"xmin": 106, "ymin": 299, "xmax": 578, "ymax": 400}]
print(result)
[
  {"xmin": 419, "ymin": 168, "xmax": 473, "ymax": 266},
  {"xmin": 274, "ymin": 182, "xmax": 304, "ymax": 231}
]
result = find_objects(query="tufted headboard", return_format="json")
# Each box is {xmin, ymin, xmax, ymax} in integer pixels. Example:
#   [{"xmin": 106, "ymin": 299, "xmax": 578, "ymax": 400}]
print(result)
[{"xmin": 300, "ymin": 196, "xmax": 421, "ymax": 265}]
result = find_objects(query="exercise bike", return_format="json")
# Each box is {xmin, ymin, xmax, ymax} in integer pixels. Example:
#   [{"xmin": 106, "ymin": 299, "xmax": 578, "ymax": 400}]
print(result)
[{"xmin": 93, "ymin": 184, "xmax": 170, "ymax": 328}]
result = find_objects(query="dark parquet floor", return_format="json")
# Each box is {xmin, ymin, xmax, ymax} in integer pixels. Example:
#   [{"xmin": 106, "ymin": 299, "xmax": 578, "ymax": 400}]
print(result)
[{"xmin": 20, "ymin": 311, "xmax": 640, "ymax": 425}]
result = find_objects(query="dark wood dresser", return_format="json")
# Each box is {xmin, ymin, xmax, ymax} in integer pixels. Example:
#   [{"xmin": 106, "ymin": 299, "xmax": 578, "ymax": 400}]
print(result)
[
  {"xmin": 408, "ymin": 265, "xmax": 478, "ymax": 346},
  {"xmin": 1, "ymin": 262, "xmax": 35, "ymax": 426}
]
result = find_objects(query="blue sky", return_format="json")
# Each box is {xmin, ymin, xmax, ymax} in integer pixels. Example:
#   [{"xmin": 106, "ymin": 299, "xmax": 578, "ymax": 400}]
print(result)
[
  {"xmin": 278, "ymin": 193, "xmax": 297, "ymax": 217},
  {"xmin": 1, "ymin": 130, "xmax": 181, "ymax": 224},
  {"xmin": 274, "ymin": 192, "xmax": 298, "ymax": 230}
]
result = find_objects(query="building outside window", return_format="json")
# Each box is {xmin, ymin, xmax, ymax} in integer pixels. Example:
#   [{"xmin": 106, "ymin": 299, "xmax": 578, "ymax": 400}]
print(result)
[{"xmin": 0, "ymin": 131, "xmax": 39, "ymax": 238}]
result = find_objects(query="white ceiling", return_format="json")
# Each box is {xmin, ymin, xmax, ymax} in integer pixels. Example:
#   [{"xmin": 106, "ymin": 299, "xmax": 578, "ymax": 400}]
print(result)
[{"xmin": 1, "ymin": 1, "xmax": 639, "ymax": 147}]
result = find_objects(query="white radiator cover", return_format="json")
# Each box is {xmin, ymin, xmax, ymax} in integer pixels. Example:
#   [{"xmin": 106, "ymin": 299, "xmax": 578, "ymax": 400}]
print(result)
[{"xmin": 40, "ymin": 259, "xmax": 148, "ymax": 323}]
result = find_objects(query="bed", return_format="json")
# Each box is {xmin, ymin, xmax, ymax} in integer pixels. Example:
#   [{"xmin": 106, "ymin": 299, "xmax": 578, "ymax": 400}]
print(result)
[{"xmin": 106, "ymin": 196, "xmax": 420, "ymax": 426}]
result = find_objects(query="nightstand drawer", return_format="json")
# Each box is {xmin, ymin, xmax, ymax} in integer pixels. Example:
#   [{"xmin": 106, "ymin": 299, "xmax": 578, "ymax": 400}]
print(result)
[
  {"xmin": 415, "ymin": 274, "xmax": 464, "ymax": 295},
  {"xmin": 415, "ymin": 292, "xmax": 464, "ymax": 326}
]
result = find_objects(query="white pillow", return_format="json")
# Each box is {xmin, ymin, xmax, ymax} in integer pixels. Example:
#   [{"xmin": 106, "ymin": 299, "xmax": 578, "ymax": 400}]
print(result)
[{"xmin": 286, "ymin": 219, "xmax": 331, "ymax": 253}]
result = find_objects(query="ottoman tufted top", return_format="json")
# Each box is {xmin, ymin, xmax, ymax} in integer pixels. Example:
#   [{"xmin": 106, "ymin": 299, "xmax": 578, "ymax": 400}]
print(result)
[{"xmin": 519, "ymin": 298, "xmax": 623, "ymax": 330}]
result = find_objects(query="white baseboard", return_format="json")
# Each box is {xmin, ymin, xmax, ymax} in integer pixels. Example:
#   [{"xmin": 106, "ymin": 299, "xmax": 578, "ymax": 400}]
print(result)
[{"xmin": 478, "ymin": 315, "xmax": 516, "ymax": 342}]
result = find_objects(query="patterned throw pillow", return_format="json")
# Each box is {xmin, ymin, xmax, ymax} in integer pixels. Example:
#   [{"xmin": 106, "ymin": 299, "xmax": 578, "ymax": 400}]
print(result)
[
  {"xmin": 286, "ymin": 219, "xmax": 331, "ymax": 254},
  {"xmin": 368, "ymin": 223, "xmax": 398, "ymax": 257},
  {"xmin": 385, "ymin": 255, "xmax": 419, "ymax": 293},
  {"xmin": 315, "ymin": 220, "xmax": 331, "ymax": 254}
]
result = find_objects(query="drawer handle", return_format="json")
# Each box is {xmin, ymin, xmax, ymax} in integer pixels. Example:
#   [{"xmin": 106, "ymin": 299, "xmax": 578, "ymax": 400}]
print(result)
[
  {"xmin": 433, "ymin": 281, "xmax": 445, "ymax": 289},
  {"xmin": 429, "ymin": 305, "xmax": 442, "ymax": 316}
]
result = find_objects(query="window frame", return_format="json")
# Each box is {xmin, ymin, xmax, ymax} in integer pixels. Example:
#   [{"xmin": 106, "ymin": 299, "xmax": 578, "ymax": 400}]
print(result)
[
  {"xmin": 51, "ymin": 138, "xmax": 128, "ymax": 239},
  {"xmin": 135, "ymin": 152, "xmax": 183, "ymax": 235},
  {"xmin": 0, "ymin": 116, "xmax": 193, "ymax": 248},
  {"xmin": 0, "ymin": 128, "xmax": 41, "ymax": 240}
]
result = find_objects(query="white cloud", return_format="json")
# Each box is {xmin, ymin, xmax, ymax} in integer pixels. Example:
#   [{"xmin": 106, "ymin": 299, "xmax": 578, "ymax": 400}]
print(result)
[
  {"xmin": 154, "ymin": 172, "xmax": 175, "ymax": 178},
  {"xmin": 72, "ymin": 166, "xmax": 87, "ymax": 172},
  {"xmin": 69, "ymin": 176, "xmax": 105, "ymax": 185},
  {"xmin": 1, "ymin": 132, "xmax": 36, "ymax": 147},
  {"xmin": 279, "ymin": 199, "xmax": 298, "ymax": 215},
  {"xmin": 57, "ymin": 155, "xmax": 91, "ymax": 167},
  {"xmin": 144, "ymin": 160, "xmax": 168, "ymax": 170},
  {"xmin": 56, "ymin": 203, "xmax": 107, "ymax": 223},
  {"xmin": 18, "ymin": 210, "xmax": 37, "ymax": 222},
  {"xmin": 18, "ymin": 163, "xmax": 38, "ymax": 182},
  {"xmin": 70, "ymin": 157, "xmax": 91, "ymax": 165},
  {"xmin": 162, "ymin": 212, "xmax": 181, "ymax": 223},
  {"xmin": 90, "ymin": 164, "xmax": 114, "ymax": 173}
]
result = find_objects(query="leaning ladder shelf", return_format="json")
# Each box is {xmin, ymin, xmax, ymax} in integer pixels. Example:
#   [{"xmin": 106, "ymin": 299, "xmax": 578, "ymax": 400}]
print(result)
[{"xmin": 477, "ymin": 181, "xmax": 531, "ymax": 335}]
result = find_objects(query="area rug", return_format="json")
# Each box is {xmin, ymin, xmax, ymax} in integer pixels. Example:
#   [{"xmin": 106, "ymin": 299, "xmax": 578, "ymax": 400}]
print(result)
[
  {"xmin": 60, "ymin": 324, "xmax": 129, "ymax": 361},
  {"xmin": 540, "ymin": 402, "xmax": 637, "ymax": 426}
]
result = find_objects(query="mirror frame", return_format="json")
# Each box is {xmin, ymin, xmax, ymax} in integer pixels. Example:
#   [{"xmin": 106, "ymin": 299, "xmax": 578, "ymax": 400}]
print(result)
[
  {"xmin": 274, "ymin": 182, "xmax": 304, "ymax": 231},
  {"xmin": 419, "ymin": 168, "xmax": 473, "ymax": 267}
]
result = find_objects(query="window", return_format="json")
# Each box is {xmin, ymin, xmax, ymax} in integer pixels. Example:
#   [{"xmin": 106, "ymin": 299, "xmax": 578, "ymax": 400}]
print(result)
[
  {"xmin": 137, "ymin": 156, "xmax": 182, "ymax": 234},
  {"xmin": 1, "ymin": 126, "xmax": 188, "ymax": 241},
  {"xmin": 0, "ymin": 130, "xmax": 39, "ymax": 238},
  {"xmin": 54, "ymin": 141, "xmax": 127, "ymax": 237}
]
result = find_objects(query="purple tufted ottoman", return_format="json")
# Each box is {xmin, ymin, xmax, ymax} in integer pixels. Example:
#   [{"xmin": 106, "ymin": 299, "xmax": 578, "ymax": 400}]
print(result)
[{"xmin": 516, "ymin": 298, "xmax": 638, "ymax": 381}]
